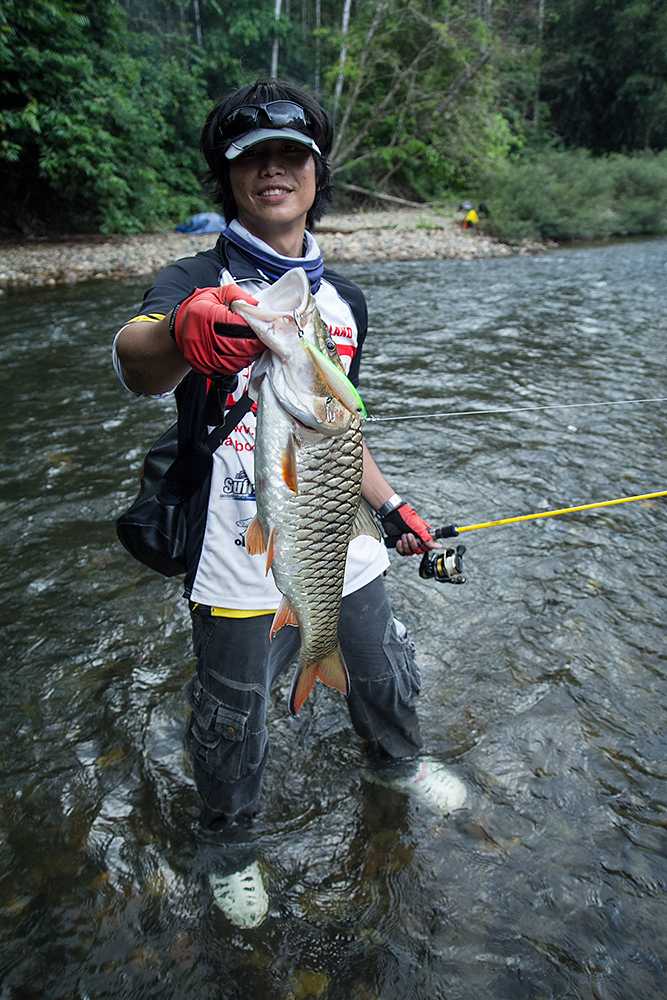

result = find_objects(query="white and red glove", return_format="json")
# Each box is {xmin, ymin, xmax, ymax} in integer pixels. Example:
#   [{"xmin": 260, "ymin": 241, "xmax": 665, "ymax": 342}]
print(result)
[
  {"xmin": 170, "ymin": 284, "xmax": 264, "ymax": 377},
  {"xmin": 378, "ymin": 495, "xmax": 436, "ymax": 555}
]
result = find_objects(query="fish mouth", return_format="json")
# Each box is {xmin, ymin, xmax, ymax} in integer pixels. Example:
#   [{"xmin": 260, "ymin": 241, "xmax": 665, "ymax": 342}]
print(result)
[
  {"xmin": 266, "ymin": 372, "xmax": 350, "ymax": 435},
  {"xmin": 251, "ymin": 268, "xmax": 311, "ymax": 315}
]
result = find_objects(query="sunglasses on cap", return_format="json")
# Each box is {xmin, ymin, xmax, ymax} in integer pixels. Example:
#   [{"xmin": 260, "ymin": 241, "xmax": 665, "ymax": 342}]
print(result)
[{"xmin": 219, "ymin": 101, "xmax": 314, "ymax": 142}]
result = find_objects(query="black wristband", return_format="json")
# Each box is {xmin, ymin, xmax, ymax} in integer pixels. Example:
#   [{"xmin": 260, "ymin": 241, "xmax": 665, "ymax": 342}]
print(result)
[{"xmin": 377, "ymin": 494, "xmax": 403, "ymax": 520}]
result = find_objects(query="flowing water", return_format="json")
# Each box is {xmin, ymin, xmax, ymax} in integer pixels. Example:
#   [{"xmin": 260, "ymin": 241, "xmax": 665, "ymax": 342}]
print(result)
[{"xmin": 0, "ymin": 239, "xmax": 666, "ymax": 999}]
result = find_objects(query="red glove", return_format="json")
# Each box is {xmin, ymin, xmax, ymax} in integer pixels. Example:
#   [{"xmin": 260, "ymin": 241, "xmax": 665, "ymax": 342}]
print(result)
[
  {"xmin": 171, "ymin": 284, "xmax": 264, "ymax": 377},
  {"xmin": 380, "ymin": 500, "xmax": 435, "ymax": 554}
]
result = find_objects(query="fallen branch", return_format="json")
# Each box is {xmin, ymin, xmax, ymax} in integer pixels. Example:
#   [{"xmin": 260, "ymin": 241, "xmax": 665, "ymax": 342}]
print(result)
[{"xmin": 335, "ymin": 183, "xmax": 429, "ymax": 209}]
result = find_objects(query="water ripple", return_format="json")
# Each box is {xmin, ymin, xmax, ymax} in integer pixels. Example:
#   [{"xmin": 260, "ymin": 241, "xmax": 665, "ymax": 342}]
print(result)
[{"xmin": 1, "ymin": 243, "xmax": 666, "ymax": 998}]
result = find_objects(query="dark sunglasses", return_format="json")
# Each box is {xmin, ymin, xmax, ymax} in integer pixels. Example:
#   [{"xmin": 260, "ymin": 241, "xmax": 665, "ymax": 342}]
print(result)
[{"xmin": 219, "ymin": 101, "xmax": 313, "ymax": 140}]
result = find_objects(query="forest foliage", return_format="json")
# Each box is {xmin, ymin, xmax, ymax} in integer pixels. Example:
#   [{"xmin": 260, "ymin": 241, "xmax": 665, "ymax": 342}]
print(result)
[{"xmin": 1, "ymin": 0, "xmax": 666, "ymax": 237}]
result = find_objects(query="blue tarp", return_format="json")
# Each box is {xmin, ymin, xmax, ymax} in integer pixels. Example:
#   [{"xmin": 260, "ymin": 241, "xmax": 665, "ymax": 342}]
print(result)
[{"xmin": 175, "ymin": 212, "xmax": 226, "ymax": 234}]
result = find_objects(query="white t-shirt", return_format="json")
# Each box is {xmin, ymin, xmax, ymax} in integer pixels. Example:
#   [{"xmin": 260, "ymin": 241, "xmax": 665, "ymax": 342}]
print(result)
[
  {"xmin": 190, "ymin": 231, "xmax": 388, "ymax": 607},
  {"xmin": 115, "ymin": 222, "xmax": 389, "ymax": 609}
]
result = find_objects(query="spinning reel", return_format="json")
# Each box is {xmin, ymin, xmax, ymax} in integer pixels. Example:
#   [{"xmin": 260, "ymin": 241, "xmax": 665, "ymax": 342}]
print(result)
[{"xmin": 419, "ymin": 545, "xmax": 466, "ymax": 585}]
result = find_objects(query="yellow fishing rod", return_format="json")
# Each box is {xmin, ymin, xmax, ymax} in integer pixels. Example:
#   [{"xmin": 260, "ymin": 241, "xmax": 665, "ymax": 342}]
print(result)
[
  {"xmin": 420, "ymin": 490, "xmax": 667, "ymax": 585},
  {"xmin": 435, "ymin": 490, "xmax": 667, "ymax": 539}
]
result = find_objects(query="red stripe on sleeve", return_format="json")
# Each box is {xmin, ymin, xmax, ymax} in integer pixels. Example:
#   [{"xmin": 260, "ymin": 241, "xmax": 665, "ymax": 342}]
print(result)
[{"xmin": 335, "ymin": 344, "xmax": 356, "ymax": 359}]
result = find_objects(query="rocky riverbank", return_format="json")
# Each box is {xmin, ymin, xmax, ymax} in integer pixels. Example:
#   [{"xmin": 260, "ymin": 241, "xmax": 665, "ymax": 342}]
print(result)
[{"xmin": 0, "ymin": 209, "xmax": 546, "ymax": 291}]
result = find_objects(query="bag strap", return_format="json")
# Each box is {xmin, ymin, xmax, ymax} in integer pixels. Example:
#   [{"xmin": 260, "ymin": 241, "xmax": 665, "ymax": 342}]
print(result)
[
  {"xmin": 205, "ymin": 392, "xmax": 253, "ymax": 453},
  {"xmin": 160, "ymin": 391, "xmax": 254, "ymax": 502}
]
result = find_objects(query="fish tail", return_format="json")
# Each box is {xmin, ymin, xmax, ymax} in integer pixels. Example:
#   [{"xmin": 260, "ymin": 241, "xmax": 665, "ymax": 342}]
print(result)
[{"xmin": 288, "ymin": 646, "xmax": 350, "ymax": 716}]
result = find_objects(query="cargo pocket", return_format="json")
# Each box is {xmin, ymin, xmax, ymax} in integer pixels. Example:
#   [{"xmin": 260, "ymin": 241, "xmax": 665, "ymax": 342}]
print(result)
[
  {"xmin": 186, "ymin": 676, "xmax": 269, "ymax": 782},
  {"xmin": 383, "ymin": 617, "xmax": 421, "ymax": 707},
  {"xmin": 186, "ymin": 676, "xmax": 249, "ymax": 781}
]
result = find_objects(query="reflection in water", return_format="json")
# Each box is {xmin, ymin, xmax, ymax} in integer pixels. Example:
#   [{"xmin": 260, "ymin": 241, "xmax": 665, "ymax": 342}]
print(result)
[{"xmin": 0, "ymin": 239, "xmax": 666, "ymax": 998}]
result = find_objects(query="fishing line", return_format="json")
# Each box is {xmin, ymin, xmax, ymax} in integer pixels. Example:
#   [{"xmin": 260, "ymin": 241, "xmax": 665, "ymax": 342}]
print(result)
[{"xmin": 366, "ymin": 395, "xmax": 667, "ymax": 423}]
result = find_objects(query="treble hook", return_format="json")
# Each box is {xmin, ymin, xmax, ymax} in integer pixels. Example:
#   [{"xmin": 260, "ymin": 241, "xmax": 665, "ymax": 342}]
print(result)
[{"xmin": 292, "ymin": 309, "xmax": 305, "ymax": 337}]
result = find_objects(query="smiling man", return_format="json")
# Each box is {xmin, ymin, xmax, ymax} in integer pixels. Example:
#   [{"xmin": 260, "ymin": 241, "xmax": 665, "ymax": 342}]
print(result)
[
  {"xmin": 227, "ymin": 138, "xmax": 315, "ymax": 255},
  {"xmin": 113, "ymin": 79, "xmax": 466, "ymax": 928}
]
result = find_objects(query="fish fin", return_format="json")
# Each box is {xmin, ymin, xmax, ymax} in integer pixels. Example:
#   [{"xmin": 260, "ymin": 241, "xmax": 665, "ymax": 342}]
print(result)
[
  {"xmin": 288, "ymin": 665, "xmax": 317, "ymax": 716},
  {"xmin": 350, "ymin": 498, "xmax": 383, "ymax": 542},
  {"xmin": 281, "ymin": 436, "xmax": 299, "ymax": 494},
  {"xmin": 265, "ymin": 526, "xmax": 276, "ymax": 575},
  {"xmin": 316, "ymin": 646, "xmax": 351, "ymax": 696},
  {"xmin": 245, "ymin": 516, "xmax": 266, "ymax": 555},
  {"xmin": 270, "ymin": 595, "xmax": 299, "ymax": 639},
  {"xmin": 289, "ymin": 646, "xmax": 350, "ymax": 716}
]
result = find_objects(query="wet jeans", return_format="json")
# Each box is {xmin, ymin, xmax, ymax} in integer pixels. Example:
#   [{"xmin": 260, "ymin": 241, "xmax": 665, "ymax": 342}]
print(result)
[{"xmin": 185, "ymin": 575, "xmax": 423, "ymax": 829}]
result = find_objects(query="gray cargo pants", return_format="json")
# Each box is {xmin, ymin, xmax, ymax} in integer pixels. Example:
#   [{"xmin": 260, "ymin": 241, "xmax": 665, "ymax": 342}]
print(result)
[{"xmin": 185, "ymin": 574, "xmax": 423, "ymax": 829}]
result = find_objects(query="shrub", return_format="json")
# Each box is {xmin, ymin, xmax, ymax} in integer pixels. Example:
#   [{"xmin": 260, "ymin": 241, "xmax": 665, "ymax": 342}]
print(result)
[{"xmin": 477, "ymin": 149, "xmax": 667, "ymax": 243}]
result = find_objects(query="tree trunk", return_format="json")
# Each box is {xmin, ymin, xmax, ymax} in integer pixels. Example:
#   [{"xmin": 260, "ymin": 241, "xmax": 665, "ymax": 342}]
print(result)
[
  {"xmin": 534, "ymin": 0, "xmax": 545, "ymax": 128},
  {"xmin": 331, "ymin": 0, "xmax": 387, "ymax": 164},
  {"xmin": 192, "ymin": 0, "xmax": 203, "ymax": 46},
  {"xmin": 271, "ymin": 0, "xmax": 282, "ymax": 78},
  {"xmin": 478, "ymin": 0, "xmax": 492, "ymax": 23},
  {"xmin": 314, "ymin": 0, "xmax": 321, "ymax": 94},
  {"xmin": 332, "ymin": 0, "xmax": 352, "ymax": 126}
]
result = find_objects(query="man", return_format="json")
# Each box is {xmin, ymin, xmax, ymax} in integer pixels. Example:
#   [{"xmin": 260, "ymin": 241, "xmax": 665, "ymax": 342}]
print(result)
[{"xmin": 114, "ymin": 79, "xmax": 466, "ymax": 928}]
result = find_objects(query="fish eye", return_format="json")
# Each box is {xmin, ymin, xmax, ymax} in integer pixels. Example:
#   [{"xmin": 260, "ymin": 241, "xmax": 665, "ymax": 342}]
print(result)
[{"xmin": 325, "ymin": 337, "xmax": 337, "ymax": 355}]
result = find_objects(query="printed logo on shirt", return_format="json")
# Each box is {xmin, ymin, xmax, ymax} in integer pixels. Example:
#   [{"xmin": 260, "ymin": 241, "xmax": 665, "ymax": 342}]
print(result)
[
  {"xmin": 327, "ymin": 325, "xmax": 356, "ymax": 370},
  {"xmin": 221, "ymin": 470, "xmax": 256, "ymax": 501},
  {"xmin": 328, "ymin": 324, "xmax": 354, "ymax": 339},
  {"xmin": 223, "ymin": 437, "xmax": 255, "ymax": 453},
  {"xmin": 234, "ymin": 515, "xmax": 255, "ymax": 547}
]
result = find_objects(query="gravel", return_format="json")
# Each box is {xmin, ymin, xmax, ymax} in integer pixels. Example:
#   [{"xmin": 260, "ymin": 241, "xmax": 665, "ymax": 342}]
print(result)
[{"xmin": 0, "ymin": 209, "xmax": 545, "ymax": 292}]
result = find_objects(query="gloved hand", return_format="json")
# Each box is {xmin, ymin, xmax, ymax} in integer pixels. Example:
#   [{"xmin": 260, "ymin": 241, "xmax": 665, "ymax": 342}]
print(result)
[
  {"xmin": 171, "ymin": 284, "xmax": 264, "ymax": 377},
  {"xmin": 380, "ymin": 500, "xmax": 437, "ymax": 555}
]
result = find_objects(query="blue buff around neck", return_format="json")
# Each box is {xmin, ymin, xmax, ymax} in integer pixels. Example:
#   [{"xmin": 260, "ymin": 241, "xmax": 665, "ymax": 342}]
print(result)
[{"xmin": 222, "ymin": 225, "xmax": 324, "ymax": 293}]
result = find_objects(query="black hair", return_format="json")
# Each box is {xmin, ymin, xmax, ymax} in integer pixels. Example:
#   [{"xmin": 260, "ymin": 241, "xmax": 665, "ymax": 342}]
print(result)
[{"xmin": 201, "ymin": 79, "xmax": 333, "ymax": 230}]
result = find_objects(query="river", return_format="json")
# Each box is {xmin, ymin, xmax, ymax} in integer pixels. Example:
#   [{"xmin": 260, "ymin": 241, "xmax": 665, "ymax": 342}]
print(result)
[{"xmin": 0, "ymin": 239, "xmax": 665, "ymax": 999}]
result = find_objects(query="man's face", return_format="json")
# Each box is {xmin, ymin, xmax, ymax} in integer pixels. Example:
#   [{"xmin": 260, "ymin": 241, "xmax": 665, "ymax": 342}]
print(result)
[{"xmin": 228, "ymin": 139, "xmax": 317, "ymax": 241}]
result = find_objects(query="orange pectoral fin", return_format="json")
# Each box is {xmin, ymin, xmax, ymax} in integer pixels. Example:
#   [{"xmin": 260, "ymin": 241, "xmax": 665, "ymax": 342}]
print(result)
[
  {"xmin": 281, "ymin": 436, "xmax": 298, "ymax": 494},
  {"xmin": 270, "ymin": 595, "xmax": 299, "ymax": 639},
  {"xmin": 245, "ymin": 516, "xmax": 266, "ymax": 555}
]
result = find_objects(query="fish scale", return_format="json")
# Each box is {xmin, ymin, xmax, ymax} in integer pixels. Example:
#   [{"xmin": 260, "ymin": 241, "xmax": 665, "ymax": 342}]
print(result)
[
  {"xmin": 234, "ymin": 267, "xmax": 377, "ymax": 714},
  {"xmin": 283, "ymin": 422, "xmax": 363, "ymax": 662}
]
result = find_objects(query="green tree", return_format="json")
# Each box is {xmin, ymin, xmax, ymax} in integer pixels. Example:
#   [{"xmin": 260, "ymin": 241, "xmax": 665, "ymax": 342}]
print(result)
[
  {"xmin": 328, "ymin": 0, "xmax": 522, "ymax": 200},
  {"xmin": 540, "ymin": 0, "xmax": 667, "ymax": 152},
  {"xmin": 3, "ymin": 0, "xmax": 666, "ymax": 235},
  {"xmin": 0, "ymin": 0, "xmax": 206, "ymax": 233}
]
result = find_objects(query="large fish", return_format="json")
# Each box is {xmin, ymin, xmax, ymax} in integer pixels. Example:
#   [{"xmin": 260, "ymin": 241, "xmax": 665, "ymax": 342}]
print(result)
[{"xmin": 231, "ymin": 268, "xmax": 380, "ymax": 714}]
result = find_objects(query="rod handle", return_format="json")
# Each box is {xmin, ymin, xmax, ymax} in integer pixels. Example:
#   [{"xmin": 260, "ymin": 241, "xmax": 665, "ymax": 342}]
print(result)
[{"xmin": 434, "ymin": 524, "xmax": 459, "ymax": 539}]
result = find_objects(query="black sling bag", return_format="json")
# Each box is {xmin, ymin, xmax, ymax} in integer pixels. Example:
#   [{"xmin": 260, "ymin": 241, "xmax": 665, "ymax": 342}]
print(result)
[{"xmin": 116, "ymin": 393, "xmax": 253, "ymax": 577}]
